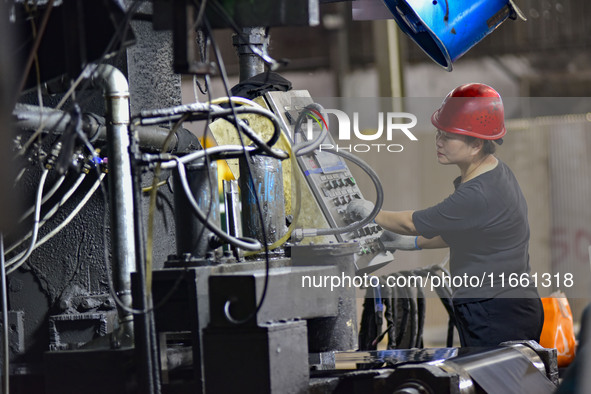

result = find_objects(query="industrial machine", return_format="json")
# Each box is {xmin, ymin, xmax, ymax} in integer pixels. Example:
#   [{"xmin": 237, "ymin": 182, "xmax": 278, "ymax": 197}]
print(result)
[{"xmin": 1, "ymin": 1, "xmax": 561, "ymax": 393}]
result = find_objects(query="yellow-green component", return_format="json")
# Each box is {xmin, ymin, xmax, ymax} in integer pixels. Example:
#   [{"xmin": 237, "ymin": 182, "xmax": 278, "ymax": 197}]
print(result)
[{"xmin": 208, "ymin": 97, "xmax": 334, "ymax": 245}]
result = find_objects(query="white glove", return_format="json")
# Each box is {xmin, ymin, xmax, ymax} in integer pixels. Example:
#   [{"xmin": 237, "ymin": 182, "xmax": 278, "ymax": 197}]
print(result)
[
  {"xmin": 346, "ymin": 198, "xmax": 375, "ymax": 221},
  {"xmin": 379, "ymin": 230, "xmax": 420, "ymax": 251}
]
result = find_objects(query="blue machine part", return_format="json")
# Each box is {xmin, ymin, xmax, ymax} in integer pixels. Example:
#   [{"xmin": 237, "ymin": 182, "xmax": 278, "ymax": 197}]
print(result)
[{"xmin": 383, "ymin": 0, "xmax": 526, "ymax": 71}]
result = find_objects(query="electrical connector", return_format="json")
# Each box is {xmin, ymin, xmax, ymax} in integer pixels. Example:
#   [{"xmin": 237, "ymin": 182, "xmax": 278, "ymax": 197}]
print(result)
[
  {"xmin": 44, "ymin": 141, "xmax": 63, "ymax": 170},
  {"xmin": 291, "ymin": 228, "xmax": 318, "ymax": 242}
]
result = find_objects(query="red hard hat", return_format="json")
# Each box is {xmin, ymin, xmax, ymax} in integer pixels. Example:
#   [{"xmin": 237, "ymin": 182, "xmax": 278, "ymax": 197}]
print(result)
[{"xmin": 431, "ymin": 83, "xmax": 506, "ymax": 140}]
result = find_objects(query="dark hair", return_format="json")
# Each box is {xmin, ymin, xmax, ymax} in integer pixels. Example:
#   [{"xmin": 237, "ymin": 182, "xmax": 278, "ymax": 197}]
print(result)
[{"xmin": 464, "ymin": 136, "xmax": 497, "ymax": 156}]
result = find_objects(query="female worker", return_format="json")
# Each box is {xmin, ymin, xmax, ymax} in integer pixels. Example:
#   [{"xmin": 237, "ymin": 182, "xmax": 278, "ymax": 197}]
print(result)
[{"xmin": 347, "ymin": 83, "xmax": 544, "ymax": 347}]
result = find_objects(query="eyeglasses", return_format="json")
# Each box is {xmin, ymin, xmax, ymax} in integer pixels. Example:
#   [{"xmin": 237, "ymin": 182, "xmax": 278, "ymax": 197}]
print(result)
[
  {"xmin": 435, "ymin": 130, "xmax": 461, "ymax": 142},
  {"xmin": 435, "ymin": 130, "xmax": 446, "ymax": 141}
]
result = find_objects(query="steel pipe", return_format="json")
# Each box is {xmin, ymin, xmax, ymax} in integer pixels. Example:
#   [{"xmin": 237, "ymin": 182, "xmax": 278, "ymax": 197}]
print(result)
[
  {"xmin": 232, "ymin": 27, "xmax": 268, "ymax": 82},
  {"xmin": 13, "ymin": 103, "xmax": 200, "ymax": 153},
  {"xmin": 89, "ymin": 64, "xmax": 135, "ymax": 341}
]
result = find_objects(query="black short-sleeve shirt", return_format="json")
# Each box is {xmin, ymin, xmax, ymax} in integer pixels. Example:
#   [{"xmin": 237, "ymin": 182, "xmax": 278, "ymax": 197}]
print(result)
[{"xmin": 412, "ymin": 160, "xmax": 537, "ymax": 301}]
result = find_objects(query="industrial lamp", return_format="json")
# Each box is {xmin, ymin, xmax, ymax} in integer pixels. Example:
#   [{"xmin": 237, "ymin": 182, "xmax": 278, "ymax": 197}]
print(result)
[{"xmin": 382, "ymin": 0, "xmax": 527, "ymax": 71}]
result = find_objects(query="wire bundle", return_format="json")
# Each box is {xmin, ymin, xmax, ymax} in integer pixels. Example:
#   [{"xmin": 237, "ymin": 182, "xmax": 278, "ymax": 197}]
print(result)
[{"xmin": 359, "ymin": 265, "xmax": 457, "ymax": 351}]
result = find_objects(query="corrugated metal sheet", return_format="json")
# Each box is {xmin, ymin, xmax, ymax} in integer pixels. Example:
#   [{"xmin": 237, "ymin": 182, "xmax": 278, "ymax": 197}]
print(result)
[
  {"xmin": 547, "ymin": 115, "xmax": 591, "ymax": 320},
  {"xmin": 506, "ymin": 114, "xmax": 591, "ymax": 321}
]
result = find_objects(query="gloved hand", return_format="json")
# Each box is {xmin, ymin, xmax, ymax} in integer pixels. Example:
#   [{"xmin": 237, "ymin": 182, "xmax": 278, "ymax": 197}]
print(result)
[
  {"xmin": 346, "ymin": 198, "xmax": 375, "ymax": 222},
  {"xmin": 379, "ymin": 230, "xmax": 420, "ymax": 251}
]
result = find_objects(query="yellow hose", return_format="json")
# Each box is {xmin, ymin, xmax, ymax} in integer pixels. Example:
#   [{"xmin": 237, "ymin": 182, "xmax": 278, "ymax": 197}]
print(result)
[{"xmin": 142, "ymin": 180, "xmax": 167, "ymax": 193}]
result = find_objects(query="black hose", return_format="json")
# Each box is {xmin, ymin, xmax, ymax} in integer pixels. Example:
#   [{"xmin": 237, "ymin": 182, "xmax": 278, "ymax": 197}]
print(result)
[
  {"xmin": 359, "ymin": 288, "xmax": 379, "ymax": 351},
  {"xmin": 398, "ymin": 270, "xmax": 420, "ymax": 349},
  {"xmin": 392, "ymin": 273, "xmax": 410, "ymax": 348},
  {"xmin": 446, "ymin": 317, "xmax": 455, "ymax": 347},
  {"xmin": 217, "ymin": 105, "xmax": 283, "ymax": 150},
  {"xmin": 382, "ymin": 278, "xmax": 397, "ymax": 350},
  {"xmin": 426, "ymin": 266, "xmax": 457, "ymax": 346},
  {"xmin": 407, "ymin": 283, "xmax": 418, "ymax": 348},
  {"xmin": 135, "ymin": 104, "xmax": 287, "ymax": 160},
  {"xmin": 415, "ymin": 278, "xmax": 426, "ymax": 348},
  {"xmin": 396, "ymin": 296, "xmax": 410, "ymax": 348}
]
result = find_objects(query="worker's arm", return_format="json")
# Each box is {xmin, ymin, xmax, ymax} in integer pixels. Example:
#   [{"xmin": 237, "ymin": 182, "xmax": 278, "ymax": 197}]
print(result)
[
  {"xmin": 416, "ymin": 235, "xmax": 448, "ymax": 249},
  {"xmin": 375, "ymin": 210, "xmax": 417, "ymax": 235},
  {"xmin": 377, "ymin": 212, "xmax": 449, "ymax": 249},
  {"xmin": 380, "ymin": 229, "xmax": 448, "ymax": 251},
  {"xmin": 347, "ymin": 200, "xmax": 418, "ymax": 234},
  {"xmin": 347, "ymin": 200, "xmax": 449, "ymax": 250}
]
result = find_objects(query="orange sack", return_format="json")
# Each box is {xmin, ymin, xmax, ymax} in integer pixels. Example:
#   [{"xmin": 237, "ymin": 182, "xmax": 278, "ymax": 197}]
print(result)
[{"xmin": 539, "ymin": 292, "xmax": 576, "ymax": 368}]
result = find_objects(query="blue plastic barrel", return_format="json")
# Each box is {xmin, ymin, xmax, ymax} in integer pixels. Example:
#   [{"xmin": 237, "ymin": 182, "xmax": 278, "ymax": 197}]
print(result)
[{"xmin": 383, "ymin": 0, "xmax": 524, "ymax": 71}]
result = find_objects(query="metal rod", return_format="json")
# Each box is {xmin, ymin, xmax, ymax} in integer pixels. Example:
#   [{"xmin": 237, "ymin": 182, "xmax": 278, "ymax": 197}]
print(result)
[
  {"xmin": 0, "ymin": 234, "xmax": 9, "ymax": 394},
  {"xmin": 16, "ymin": 0, "xmax": 55, "ymax": 96},
  {"xmin": 223, "ymin": 180, "xmax": 243, "ymax": 259},
  {"xmin": 130, "ymin": 131, "xmax": 159, "ymax": 394}
]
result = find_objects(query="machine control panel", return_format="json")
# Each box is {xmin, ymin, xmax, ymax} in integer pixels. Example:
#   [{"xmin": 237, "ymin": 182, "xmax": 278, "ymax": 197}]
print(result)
[{"xmin": 264, "ymin": 91, "xmax": 393, "ymax": 273}]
